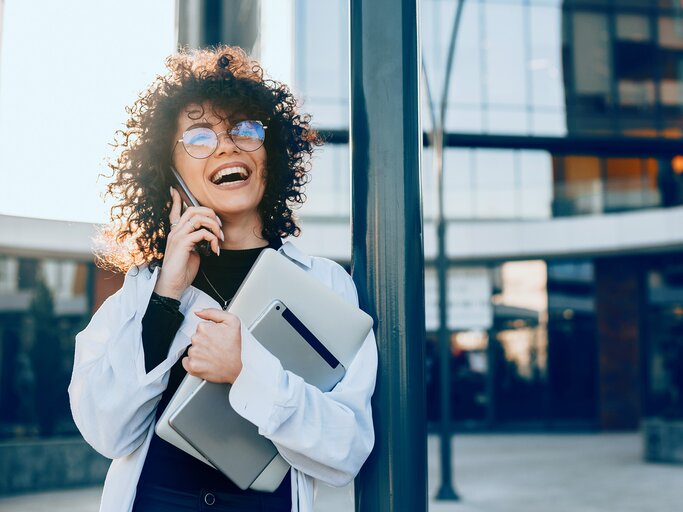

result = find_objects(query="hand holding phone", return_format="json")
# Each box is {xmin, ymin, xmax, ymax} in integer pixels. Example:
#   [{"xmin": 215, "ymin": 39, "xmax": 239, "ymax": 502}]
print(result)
[
  {"xmin": 153, "ymin": 170, "xmax": 223, "ymax": 299},
  {"xmin": 171, "ymin": 167, "xmax": 215, "ymax": 257}
]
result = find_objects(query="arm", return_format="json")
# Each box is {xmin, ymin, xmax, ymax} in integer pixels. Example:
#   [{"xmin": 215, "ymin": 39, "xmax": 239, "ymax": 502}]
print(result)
[
  {"xmin": 68, "ymin": 268, "xmax": 187, "ymax": 459},
  {"xmin": 142, "ymin": 293, "xmax": 185, "ymax": 372},
  {"xmin": 228, "ymin": 267, "xmax": 377, "ymax": 487},
  {"xmin": 70, "ymin": 189, "xmax": 224, "ymax": 459}
]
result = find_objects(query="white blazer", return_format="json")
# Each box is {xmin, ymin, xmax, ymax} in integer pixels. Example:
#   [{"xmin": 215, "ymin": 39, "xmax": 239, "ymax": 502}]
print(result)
[{"xmin": 68, "ymin": 242, "xmax": 377, "ymax": 512}]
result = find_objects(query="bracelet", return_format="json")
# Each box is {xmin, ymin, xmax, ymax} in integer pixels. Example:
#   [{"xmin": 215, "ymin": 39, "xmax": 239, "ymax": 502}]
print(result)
[{"xmin": 150, "ymin": 292, "xmax": 181, "ymax": 313}]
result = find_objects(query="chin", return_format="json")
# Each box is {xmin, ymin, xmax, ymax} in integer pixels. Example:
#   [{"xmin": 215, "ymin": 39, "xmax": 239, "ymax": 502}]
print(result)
[{"xmin": 215, "ymin": 203, "xmax": 260, "ymax": 217}]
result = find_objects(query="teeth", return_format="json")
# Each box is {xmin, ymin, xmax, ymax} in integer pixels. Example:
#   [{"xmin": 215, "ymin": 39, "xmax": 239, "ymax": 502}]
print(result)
[{"xmin": 211, "ymin": 167, "xmax": 248, "ymax": 184}]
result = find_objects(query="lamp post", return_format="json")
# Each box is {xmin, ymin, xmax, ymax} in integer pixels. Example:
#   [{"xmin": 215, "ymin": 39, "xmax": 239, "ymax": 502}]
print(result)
[{"xmin": 423, "ymin": 0, "xmax": 466, "ymax": 501}]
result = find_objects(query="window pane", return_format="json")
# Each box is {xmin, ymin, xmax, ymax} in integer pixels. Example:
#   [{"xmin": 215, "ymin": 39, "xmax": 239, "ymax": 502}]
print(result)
[
  {"xmin": 447, "ymin": 105, "xmax": 484, "ymax": 133},
  {"xmin": 617, "ymin": 15, "xmax": 651, "ymax": 42},
  {"xmin": 484, "ymin": 3, "xmax": 527, "ymax": 107},
  {"xmin": 519, "ymin": 151, "xmax": 553, "ymax": 219},
  {"xmin": 447, "ymin": 0, "xmax": 483, "ymax": 108},
  {"xmin": 300, "ymin": 144, "xmax": 350, "ymax": 217},
  {"xmin": 556, "ymin": 156, "xmax": 603, "ymax": 215},
  {"xmin": 295, "ymin": 0, "xmax": 348, "ymax": 128},
  {"xmin": 474, "ymin": 149, "xmax": 516, "ymax": 218},
  {"xmin": 658, "ymin": 17, "xmax": 683, "ymax": 50},
  {"xmin": 486, "ymin": 109, "xmax": 529, "ymax": 135},
  {"xmin": 572, "ymin": 12, "xmax": 611, "ymax": 96},
  {"xmin": 530, "ymin": 6, "xmax": 565, "ymax": 110},
  {"xmin": 444, "ymin": 148, "xmax": 474, "ymax": 219},
  {"xmin": 532, "ymin": 111, "xmax": 567, "ymax": 136}
]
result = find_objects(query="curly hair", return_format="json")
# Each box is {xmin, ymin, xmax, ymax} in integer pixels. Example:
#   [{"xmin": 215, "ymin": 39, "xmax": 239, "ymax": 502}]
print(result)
[{"xmin": 97, "ymin": 45, "xmax": 323, "ymax": 273}]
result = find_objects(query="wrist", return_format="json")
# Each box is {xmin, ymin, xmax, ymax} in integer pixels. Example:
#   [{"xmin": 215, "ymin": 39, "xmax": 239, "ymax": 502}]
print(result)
[
  {"xmin": 153, "ymin": 280, "xmax": 184, "ymax": 301},
  {"xmin": 150, "ymin": 292, "xmax": 182, "ymax": 311}
]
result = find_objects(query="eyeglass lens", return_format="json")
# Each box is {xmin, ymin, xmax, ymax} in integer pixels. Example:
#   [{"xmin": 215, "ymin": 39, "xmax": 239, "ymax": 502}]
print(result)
[{"xmin": 182, "ymin": 120, "xmax": 265, "ymax": 158}]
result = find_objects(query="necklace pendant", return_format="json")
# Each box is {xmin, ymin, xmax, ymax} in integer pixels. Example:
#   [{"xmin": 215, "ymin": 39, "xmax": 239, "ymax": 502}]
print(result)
[{"xmin": 222, "ymin": 301, "xmax": 229, "ymax": 311}]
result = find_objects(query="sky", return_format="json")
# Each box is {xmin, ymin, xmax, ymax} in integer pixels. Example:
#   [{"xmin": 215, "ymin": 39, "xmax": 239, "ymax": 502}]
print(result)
[{"xmin": 0, "ymin": 1, "xmax": 176, "ymax": 224}]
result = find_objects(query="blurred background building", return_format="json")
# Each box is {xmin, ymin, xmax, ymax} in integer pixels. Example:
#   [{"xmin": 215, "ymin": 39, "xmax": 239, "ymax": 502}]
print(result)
[{"xmin": 1, "ymin": 0, "xmax": 683, "ymax": 495}]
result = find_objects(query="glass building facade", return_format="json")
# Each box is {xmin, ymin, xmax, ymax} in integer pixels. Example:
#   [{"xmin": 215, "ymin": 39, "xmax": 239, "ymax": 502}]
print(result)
[
  {"xmin": 295, "ymin": 0, "xmax": 683, "ymax": 222},
  {"xmin": 289, "ymin": 0, "xmax": 683, "ymax": 429},
  {"xmin": 0, "ymin": 256, "xmax": 92, "ymax": 438}
]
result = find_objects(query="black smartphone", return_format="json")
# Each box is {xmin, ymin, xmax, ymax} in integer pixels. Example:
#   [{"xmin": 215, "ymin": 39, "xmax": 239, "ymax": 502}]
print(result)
[{"xmin": 170, "ymin": 167, "xmax": 215, "ymax": 257}]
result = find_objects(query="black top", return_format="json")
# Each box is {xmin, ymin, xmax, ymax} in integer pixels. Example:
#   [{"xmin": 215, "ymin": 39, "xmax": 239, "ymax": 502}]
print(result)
[{"xmin": 135, "ymin": 239, "xmax": 290, "ymax": 505}]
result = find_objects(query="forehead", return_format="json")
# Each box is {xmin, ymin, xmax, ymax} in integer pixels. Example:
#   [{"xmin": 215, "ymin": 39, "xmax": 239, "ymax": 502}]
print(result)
[
  {"xmin": 178, "ymin": 103, "xmax": 224, "ymax": 126},
  {"xmin": 177, "ymin": 102, "xmax": 248, "ymax": 127}
]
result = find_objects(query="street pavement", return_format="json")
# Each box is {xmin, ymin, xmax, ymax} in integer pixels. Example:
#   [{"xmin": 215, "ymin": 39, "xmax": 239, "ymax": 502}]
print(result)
[{"xmin": 1, "ymin": 433, "xmax": 681, "ymax": 511}]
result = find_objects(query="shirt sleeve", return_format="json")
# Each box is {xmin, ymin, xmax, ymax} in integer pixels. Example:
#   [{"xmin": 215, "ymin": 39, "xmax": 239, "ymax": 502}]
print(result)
[
  {"xmin": 228, "ymin": 263, "xmax": 377, "ymax": 487},
  {"xmin": 141, "ymin": 293, "xmax": 185, "ymax": 373},
  {"xmin": 68, "ymin": 267, "xmax": 192, "ymax": 460}
]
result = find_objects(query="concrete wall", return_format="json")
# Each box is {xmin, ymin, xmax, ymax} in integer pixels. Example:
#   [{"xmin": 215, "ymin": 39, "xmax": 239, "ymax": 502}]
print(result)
[
  {"xmin": 294, "ymin": 206, "xmax": 683, "ymax": 263},
  {"xmin": 0, "ymin": 438, "xmax": 108, "ymax": 495}
]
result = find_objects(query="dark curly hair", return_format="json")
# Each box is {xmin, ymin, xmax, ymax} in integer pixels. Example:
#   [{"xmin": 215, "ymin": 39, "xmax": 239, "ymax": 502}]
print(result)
[{"xmin": 97, "ymin": 45, "xmax": 323, "ymax": 273}]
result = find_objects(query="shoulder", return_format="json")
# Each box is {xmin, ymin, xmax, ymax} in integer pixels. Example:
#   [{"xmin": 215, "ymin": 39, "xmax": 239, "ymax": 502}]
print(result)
[
  {"xmin": 96, "ymin": 264, "xmax": 158, "ymax": 315},
  {"xmin": 119, "ymin": 264, "xmax": 157, "ymax": 294},
  {"xmin": 279, "ymin": 241, "xmax": 358, "ymax": 306},
  {"xmin": 123, "ymin": 263, "xmax": 156, "ymax": 281},
  {"xmin": 309, "ymin": 255, "xmax": 350, "ymax": 282},
  {"xmin": 309, "ymin": 256, "xmax": 360, "ymax": 308}
]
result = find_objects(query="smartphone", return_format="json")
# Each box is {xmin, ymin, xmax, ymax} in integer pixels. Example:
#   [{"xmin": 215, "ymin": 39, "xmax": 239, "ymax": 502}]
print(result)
[{"xmin": 171, "ymin": 167, "xmax": 214, "ymax": 257}]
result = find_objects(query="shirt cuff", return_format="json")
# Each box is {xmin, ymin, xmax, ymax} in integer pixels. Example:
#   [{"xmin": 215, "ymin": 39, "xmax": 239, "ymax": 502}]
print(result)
[{"xmin": 228, "ymin": 324, "xmax": 290, "ymax": 433}]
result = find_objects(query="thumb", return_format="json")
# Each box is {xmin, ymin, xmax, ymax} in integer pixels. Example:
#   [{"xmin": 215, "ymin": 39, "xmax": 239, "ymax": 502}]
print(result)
[{"xmin": 194, "ymin": 308, "xmax": 229, "ymax": 323}]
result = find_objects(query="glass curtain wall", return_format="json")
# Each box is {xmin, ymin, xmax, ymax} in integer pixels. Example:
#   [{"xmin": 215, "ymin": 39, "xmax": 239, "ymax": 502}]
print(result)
[
  {"xmin": 293, "ymin": 0, "xmax": 683, "ymax": 224},
  {"xmin": 0, "ymin": 256, "xmax": 92, "ymax": 439},
  {"xmin": 288, "ymin": 0, "xmax": 683, "ymax": 428},
  {"xmin": 645, "ymin": 254, "xmax": 683, "ymax": 420},
  {"xmin": 423, "ymin": 0, "xmax": 566, "ymax": 137}
]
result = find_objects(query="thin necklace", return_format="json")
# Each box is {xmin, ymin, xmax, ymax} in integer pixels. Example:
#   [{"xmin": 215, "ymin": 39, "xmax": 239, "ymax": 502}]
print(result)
[{"xmin": 199, "ymin": 268, "xmax": 231, "ymax": 310}]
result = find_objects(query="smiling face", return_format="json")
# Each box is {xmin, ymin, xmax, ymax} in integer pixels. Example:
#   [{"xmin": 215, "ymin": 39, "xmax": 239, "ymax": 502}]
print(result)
[{"xmin": 171, "ymin": 103, "xmax": 268, "ymax": 223}]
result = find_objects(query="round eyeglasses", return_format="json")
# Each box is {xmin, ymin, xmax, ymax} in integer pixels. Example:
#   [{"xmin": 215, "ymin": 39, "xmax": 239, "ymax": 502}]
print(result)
[{"xmin": 175, "ymin": 120, "xmax": 267, "ymax": 159}]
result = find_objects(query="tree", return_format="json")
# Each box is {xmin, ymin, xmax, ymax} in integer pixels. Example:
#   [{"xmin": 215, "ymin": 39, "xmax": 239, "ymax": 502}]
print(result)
[{"xmin": 28, "ymin": 279, "xmax": 62, "ymax": 437}]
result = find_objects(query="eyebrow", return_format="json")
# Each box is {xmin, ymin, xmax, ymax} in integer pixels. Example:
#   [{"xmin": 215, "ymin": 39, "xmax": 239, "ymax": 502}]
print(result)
[
  {"xmin": 185, "ymin": 121, "xmax": 214, "ymax": 130},
  {"xmin": 183, "ymin": 119, "xmax": 229, "ymax": 134}
]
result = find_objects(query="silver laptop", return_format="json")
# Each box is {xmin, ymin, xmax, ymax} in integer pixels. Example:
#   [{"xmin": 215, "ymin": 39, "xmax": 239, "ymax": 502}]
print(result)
[{"xmin": 156, "ymin": 248, "xmax": 373, "ymax": 491}]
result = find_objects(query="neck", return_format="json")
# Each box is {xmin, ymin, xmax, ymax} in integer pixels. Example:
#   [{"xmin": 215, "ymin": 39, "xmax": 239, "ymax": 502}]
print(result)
[{"xmin": 218, "ymin": 212, "xmax": 268, "ymax": 250}]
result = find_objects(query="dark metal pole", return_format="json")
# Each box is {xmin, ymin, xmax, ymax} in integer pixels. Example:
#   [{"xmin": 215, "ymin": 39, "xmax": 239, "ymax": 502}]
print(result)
[
  {"xmin": 176, "ymin": 0, "xmax": 259, "ymax": 51},
  {"xmin": 350, "ymin": 0, "xmax": 426, "ymax": 511}
]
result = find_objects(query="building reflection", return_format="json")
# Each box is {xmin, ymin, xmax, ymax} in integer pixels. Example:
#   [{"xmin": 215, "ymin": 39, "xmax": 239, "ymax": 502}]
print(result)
[{"xmin": 0, "ymin": 257, "xmax": 92, "ymax": 438}]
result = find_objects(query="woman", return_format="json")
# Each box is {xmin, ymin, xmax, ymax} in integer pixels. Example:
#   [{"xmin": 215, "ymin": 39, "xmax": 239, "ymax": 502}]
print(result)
[{"xmin": 68, "ymin": 46, "xmax": 377, "ymax": 512}]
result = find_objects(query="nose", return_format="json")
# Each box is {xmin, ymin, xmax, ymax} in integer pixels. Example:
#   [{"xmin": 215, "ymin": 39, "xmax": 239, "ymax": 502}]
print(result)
[{"xmin": 214, "ymin": 130, "xmax": 240, "ymax": 156}]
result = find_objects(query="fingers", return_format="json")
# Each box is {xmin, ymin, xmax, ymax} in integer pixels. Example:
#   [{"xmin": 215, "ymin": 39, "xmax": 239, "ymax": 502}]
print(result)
[
  {"xmin": 185, "ymin": 314, "xmax": 243, "ymax": 383},
  {"xmin": 186, "ymin": 228, "xmax": 220, "ymax": 255},
  {"xmin": 184, "ymin": 334, "xmax": 207, "ymax": 375},
  {"xmin": 166, "ymin": 187, "xmax": 223, "ymax": 256},
  {"xmin": 182, "ymin": 355, "xmax": 199, "ymax": 375},
  {"xmin": 176, "ymin": 214, "xmax": 224, "ymax": 242},
  {"xmin": 168, "ymin": 189, "xmax": 223, "ymax": 241},
  {"xmin": 169, "ymin": 187, "xmax": 182, "ymax": 225}
]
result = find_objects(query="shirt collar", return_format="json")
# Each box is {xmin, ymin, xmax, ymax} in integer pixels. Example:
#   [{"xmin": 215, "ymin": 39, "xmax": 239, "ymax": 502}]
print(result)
[{"xmin": 278, "ymin": 240, "xmax": 312, "ymax": 269}]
